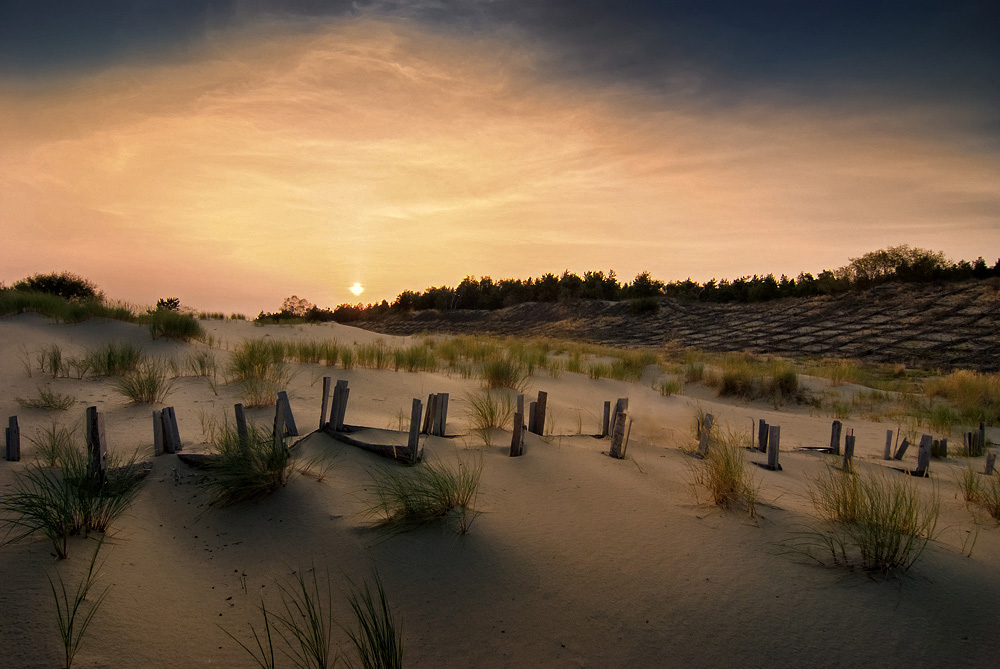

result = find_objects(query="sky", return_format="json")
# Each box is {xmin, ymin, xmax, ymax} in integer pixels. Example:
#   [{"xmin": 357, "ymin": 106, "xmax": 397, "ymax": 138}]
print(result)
[{"xmin": 1, "ymin": 1, "xmax": 998, "ymax": 314}]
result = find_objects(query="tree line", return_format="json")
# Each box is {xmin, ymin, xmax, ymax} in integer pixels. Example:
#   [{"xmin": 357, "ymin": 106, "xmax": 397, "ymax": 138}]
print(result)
[{"xmin": 255, "ymin": 245, "xmax": 998, "ymax": 323}]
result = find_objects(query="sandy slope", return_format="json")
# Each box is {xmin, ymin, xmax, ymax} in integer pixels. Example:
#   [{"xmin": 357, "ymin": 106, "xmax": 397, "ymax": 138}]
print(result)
[{"xmin": 1, "ymin": 314, "xmax": 998, "ymax": 668}]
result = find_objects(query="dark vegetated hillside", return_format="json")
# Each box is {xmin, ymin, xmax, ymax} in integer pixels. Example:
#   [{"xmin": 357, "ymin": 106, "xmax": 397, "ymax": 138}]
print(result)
[{"xmin": 359, "ymin": 279, "xmax": 1000, "ymax": 372}]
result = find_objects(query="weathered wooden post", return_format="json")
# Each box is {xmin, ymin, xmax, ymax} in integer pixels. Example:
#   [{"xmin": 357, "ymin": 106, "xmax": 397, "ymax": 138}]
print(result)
[
  {"xmin": 528, "ymin": 402, "xmax": 537, "ymax": 436},
  {"xmin": 757, "ymin": 419, "xmax": 769, "ymax": 453},
  {"xmin": 407, "ymin": 398, "xmax": 422, "ymax": 465},
  {"xmin": 422, "ymin": 393, "xmax": 437, "ymax": 434},
  {"xmin": 985, "ymin": 451, "xmax": 997, "ymax": 475},
  {"xmin": 696, "ymin": 413, "xmax": 714, "ymax": 458},
  {"xmin": 932, "ymin": 438, "xmax": 948, "ymax": 458},
  {"xmin": 893, "ymin": 438, "xmax": 910, "ymax": 461},
  {"xmin": 830, "ymin": 420, "xmax": 842, "ymax": 456},
  {"xmin": 601, "ymin": 401, "xmax": 611, "ymax": 438},
  {"xmin": 320, "ymin": 377, "xmax": 332, "ymax": 430},
  {"xmin": 5, "ymin": 416, "xmax": 20, "ymax": 462},
  {"xmin": 152, "ymin": 409, "xmax": 164, "ymax": 456},
  {"xmin": 510, "ymin": 411, "xmax": 525, "ymax": 457},
  {"xmin": 85, "ymin": 406, "xmax": 107, "ymax": 488},
  {"xmin": 915, "ymin": 434, "xmax": 932, "ymax": 476},
  {"xmin": 766, "ymin": 425, "xmax": 782, "ymax": 471},
  {"xmin": 979, "ymin": 422, "xmax": 987, "ymax": 454},
  {"xmin": 276, "ymin": 391, "xmax": 298, "ymax": 438},
  {"xmin": 610, "ymin": 398, "xmax": 628, "ymax": 436},
  {"xmin": 234, "ymin": 404, "xmax": 248, "ymax": 445},
  {"xmin": 884, "ymin": 430, "xmax": 893, "ymax": 460},
  {"xmin": 272, "ymin": 398, "xmax": 286, "ymax": 449},
  {"xmin": 162, "ymin": 406, "xmax": 182, "ymax": 453},
  {"xmin": 609, "ymin": 410, "xmax": 630, "ymax": 459},
  {"xmin": 435, "ymin": 393, "xmax": 449, "ymax": 436},
  {"xmin": 842, "ymin": 432, "xmax": 855, "ymax": 471},
  {"xmin": 331, "ymin": 380, "xmax": 349, "ymax": 431},
  {"xmin": 531, "ymin": 391, "xmax": 548, "ymax": 435}
]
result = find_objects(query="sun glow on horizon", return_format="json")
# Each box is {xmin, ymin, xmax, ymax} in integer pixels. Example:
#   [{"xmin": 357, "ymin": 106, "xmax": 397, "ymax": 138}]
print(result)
[{"xmin": 349, "ymin": 282, "xmax": 364, "ymax": 297}]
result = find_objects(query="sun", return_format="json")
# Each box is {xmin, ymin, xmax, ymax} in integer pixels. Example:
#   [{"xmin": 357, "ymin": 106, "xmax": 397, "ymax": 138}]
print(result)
[{"xmin": 349, "ymin": 282, "xmax": 364, "ymax": 296}]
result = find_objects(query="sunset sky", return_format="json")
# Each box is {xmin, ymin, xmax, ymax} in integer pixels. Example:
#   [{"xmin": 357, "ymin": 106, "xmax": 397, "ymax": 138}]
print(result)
[{"xmin": 2, "ymin": 1, "xmax": 998, "ymax": 314}]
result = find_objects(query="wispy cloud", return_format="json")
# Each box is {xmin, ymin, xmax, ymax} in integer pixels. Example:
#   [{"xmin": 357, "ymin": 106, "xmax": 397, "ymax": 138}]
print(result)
[{"xmin": 1, "ymin": 17, "xmax": 997, "ymax": 312}]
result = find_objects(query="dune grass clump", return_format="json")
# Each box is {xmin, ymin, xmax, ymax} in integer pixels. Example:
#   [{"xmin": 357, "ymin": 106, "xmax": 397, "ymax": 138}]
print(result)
[
  {"xmin": 392, "ymin": 343, "xmax": 438, "ymax": 373},
  {"xmin": 479, "ymin": 355, "xmax": 528, "ymax": 392},
  {"xmin": 683, "ymin": 360, "xmax": 705, "ymax": 383},
  {"xmin": 959, "ymin": 467, "xmax": 1000, "ymax": 521},
  {"xmin": 656, "ymin": 378, "xmax": 682, "ymax": 396},
  {"xmin": 800, "ymin": 467, "xmax": 939, "ymax": 574},
  {"xmin": 366, "ymin": 457, "xmax": 482, "ymax": 534},
  {"xmin": 85, "ymin": 342, "xmax": 145, "ymax": 377},
  {"xmin": 357, "ymin": 340, "xmax": 393, "ymax": 370},
  {"xmin": 201, "ymin": 423, "xmax": 292, "ymax": 506},
  {"xmin": 0, "ymin": 447, "xmax": 146, "ymax": 559},
  {"xmin": 692, "ymin": 428, "xmax": 758, "ymax": 519},
  {"xmin": 465, "ymin": 390, "xmax": 515, "ymax": 446},
  {"xmin": 48, "ymin": 539, "xmax": 110, "ymax": 669},
  {"xmin": 17, "ymin": 388, "xmax": 76, "ymax": 410},
  {"xmin": 229, "ymin": 339, "xmax": 291, "ymax": 408},
  {"xmin": 114, "ymin": 359, "xmax": 174, "ymax": 403},
  {"xmin": 185, "ymin": 349, "xmax": 217, "ymax": 377},
  {"xmin": 146, "ymin": 309, "xmax": 204, "ymax": 342},
  {"xmin": 925, "ymin": 369, "xmax": 1000, "ymax": 425},
  {"xmin": 36, "ymin": 344, "xmax": 65, "ymax": 378}
]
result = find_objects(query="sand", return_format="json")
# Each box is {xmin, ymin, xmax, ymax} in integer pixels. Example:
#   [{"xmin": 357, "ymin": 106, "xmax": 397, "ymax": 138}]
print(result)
[{"xmin": 1, "ymin": 314, "xmax": 998, "ymax": 668}]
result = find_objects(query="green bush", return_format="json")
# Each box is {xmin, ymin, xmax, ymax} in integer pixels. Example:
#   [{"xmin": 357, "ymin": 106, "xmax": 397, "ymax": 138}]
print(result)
[{"xmin": 12, "ymin": 272, "xmax": 101, "ymax": 301}]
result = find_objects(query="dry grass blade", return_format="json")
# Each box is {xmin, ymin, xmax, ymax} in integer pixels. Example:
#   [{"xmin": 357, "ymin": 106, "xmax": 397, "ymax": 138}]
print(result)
[{"xmin": 47, "ymin": 538, "xmax": 111, "ymax": 669}]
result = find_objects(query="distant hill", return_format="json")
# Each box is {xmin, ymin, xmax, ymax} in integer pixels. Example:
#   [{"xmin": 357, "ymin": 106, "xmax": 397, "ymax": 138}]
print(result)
[{"xmin": 358, "ymin": 278, "xmax": 1000, "ymax": 372}]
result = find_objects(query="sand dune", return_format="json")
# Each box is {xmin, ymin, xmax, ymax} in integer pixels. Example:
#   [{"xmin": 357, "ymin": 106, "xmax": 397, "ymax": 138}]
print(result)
[{"xmin": 1, "ymin": 314, "xmax": 998, "ymax": 668}]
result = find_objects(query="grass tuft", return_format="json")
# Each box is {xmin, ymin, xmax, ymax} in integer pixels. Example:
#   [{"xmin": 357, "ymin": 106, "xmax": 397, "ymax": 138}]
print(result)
[
  {"xmin": 114, "ymin": 359, "xmax": 174, "ymax": 403},
  {"xmin": 464, "ymin": 390, "xmax": 515, "ymax": 447},
  {"xmin": 48, "ymin": 538, "xmax": 111, "ymax": 669},
  {"xmin": 17, "ymin": 387, "xmax": 76, "ymax": 410},
  {"xmin": 692, "ymin": 427, "xmax": 758, "ymax": 519},
  {"xmin": 366, "ymin": 456, "xmax": 483, "ymax": 534},
  {"xmin": 201, "ymin": 422, "xmax": 292, "ymax": 506},
  {"xmin": 345, "ymin": 572, "xmax": 403, "ymax": 669},
  {"xmin": 146, "ymin": 309, "xmax": 204, "ymax": 341}
]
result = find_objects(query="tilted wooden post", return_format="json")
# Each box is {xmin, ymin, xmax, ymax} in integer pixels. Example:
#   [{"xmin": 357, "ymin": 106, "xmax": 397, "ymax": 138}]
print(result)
[
  {"xmin": 830, "ymin": 420, "xmax": 842, "ymax": 456},
  {"xmin": 757, "ymin": 419, "xmax": 769, "ymax": 453},
  {"xmin": 320, "ymin": 377, "xmax": 332, "ymax": 430},
  {"xmin": 609, "ymin": 410, "xmax": 630, "ymax": 459},
  {"xmin": 528, "ymin": 402, "xmax": 537, "ymax": 436},
  {"xmin": 234, "ymin": 404, "xmax": 248, "ymax": 445},
  {"xmin": 85, "ymin": 406, "xmax": 108, "ymax": 488},
  {"xmin": 334, "ymin": 381, "xmax": 350, "ymax": 431},
  {"xmin": 276, "ymin": 391, "xmax": 298, "ymax": 437},
  {"xmin": 842, "ymin": 432, "xmax": 855, "ymax": 471},
  {"xmin": 5, "ymin": 416, "xmax": 20, "ymax": 462},
  {"xmin": 696, "ymin": 413, "xmax": 714, "ymax": 458},
  {"xmin": 152, "ymin": 410, "xmax": 164, "ymax": 456},
  {"xmin": 915, "ymin": 434, "xmax": 932, "ymax": 476},
  {"xmin": 766, "ymin": 425, "xmax": 781, "ymax": 471},
  {"xmin": 510, "ymin": 412, "xmax": 525, "ymax": 457},
  {"xmin": 884, "ymin": 430, "xmax": 893, "ymax": 460},
  {"xmin": 893, "ymin": 438, "xmax": 910, "ymax": 461},
  {"xmin": 985, "ymin": 451, "xmax": 997, "ymax": 475},
  {"xmin": 407, "ymin": 398, "xmax": 422, "ymax": 465},
  {"xmin": 601, "ymin": 401, "xmax": 611, "ymax": 438}
]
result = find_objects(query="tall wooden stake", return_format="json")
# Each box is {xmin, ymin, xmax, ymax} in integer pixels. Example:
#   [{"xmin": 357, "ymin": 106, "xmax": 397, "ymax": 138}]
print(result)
[{"xmin": 407, "ymin": 398, "xmax": 422, "ymax": 465}]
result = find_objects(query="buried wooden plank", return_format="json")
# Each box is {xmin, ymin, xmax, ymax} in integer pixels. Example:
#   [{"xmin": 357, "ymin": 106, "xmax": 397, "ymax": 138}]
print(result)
[{"xmin": 322, "ymin": 424, "xmax": 418, "ymax": 464}]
